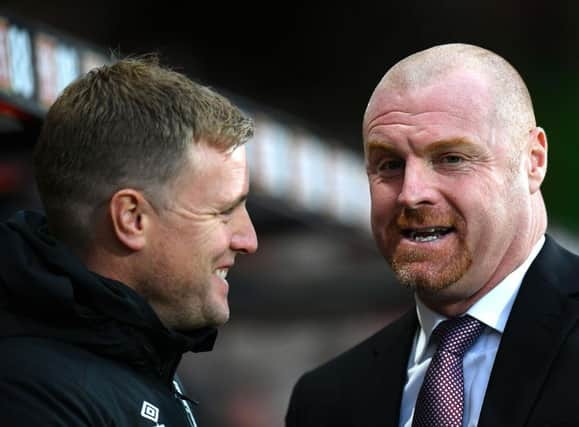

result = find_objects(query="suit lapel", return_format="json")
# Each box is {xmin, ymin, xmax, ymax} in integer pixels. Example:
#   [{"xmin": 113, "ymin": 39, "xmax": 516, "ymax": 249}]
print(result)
[
  {"xmin": 478, "ymin": 237, "xmax": 579, "ymax": 427},
  {"xmin": 356, "ymin": 309, "xmax": 417, "ymax": 427}
]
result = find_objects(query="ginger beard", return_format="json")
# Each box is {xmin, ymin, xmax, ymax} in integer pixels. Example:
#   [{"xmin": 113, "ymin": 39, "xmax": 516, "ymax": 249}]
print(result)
[{"xmin": 381, "ymin": 206, "xmax": 472, "ymax": 293}]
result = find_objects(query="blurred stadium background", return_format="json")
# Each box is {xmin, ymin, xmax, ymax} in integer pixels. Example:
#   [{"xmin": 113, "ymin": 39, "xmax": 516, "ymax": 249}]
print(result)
[{"xmin": 1, "ymin": 2, "xmax": 578, "ymax": 426}]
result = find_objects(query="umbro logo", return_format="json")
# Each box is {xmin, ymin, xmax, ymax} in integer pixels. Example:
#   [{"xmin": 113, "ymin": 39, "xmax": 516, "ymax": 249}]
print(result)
[{"xmin": 140, "ymin": 401, "xmax": 166, "ymax": 426}]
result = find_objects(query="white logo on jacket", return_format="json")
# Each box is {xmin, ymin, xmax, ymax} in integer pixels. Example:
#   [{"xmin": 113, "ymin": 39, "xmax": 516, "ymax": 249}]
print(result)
[{"xmin": 141, "ymin": 401, "xmax": 159, "ymax": 422}]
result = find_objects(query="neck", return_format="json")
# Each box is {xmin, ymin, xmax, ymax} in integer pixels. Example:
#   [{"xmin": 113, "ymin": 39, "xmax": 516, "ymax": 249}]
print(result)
[{"xmin": 420, "ymin": 194, "xmax": 547, "ymax": 317}]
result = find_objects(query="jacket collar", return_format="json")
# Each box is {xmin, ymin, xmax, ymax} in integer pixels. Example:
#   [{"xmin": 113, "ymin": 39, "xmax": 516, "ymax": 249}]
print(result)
[{"xmin": 0, "ymin": 210, "xmax": 217, "ymax": 377}]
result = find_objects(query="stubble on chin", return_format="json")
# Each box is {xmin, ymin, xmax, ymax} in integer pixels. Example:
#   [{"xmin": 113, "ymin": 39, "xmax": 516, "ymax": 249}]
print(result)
[{"xmin": 390, "ymin": 247, "xmax": 472, "ymax": 292}]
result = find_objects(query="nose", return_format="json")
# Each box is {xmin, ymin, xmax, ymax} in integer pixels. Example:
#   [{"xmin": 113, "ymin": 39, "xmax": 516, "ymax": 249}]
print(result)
[
  {"xmin": 397, "ymin": 158, "xmax": 438, "ymax": 208},
  {"xmin": 231, "ymin": 207, "xmax": 258, "ymax": 254}
]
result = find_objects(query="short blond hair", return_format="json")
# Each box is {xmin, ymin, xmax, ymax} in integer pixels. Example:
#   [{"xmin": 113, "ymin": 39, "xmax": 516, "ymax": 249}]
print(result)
[{"xmin": 34, "ymin": 55, "xmax": 254, "ymax": 250}]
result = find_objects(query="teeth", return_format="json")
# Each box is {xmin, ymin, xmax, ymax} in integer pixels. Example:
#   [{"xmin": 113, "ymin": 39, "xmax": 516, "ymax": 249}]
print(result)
[
  {"xmin": 406, "ymin": 227, "xmax": 451, "ymax": 242},
  {"xmin": 216, "ymin": 269, "xmax": 229, "ymax": 279},
  {"xmin": 412, "ymin": 234, "xmax": 440, "ymax": 242}
]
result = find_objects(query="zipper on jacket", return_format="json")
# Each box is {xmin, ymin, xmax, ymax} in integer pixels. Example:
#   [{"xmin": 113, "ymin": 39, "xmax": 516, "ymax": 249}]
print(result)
[{"xmin": 172, "ymin": 378, "xmax": 198, "ymax": 427}]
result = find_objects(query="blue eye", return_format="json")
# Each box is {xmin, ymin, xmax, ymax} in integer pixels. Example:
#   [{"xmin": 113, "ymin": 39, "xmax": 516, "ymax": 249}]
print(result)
[
  {"xmin": 371, "ymin": 158, "xmax": 405, "ymax": 179},
  {"xmin": 441, "ymin": 155, "xmax": 463, "ymax": 164}
]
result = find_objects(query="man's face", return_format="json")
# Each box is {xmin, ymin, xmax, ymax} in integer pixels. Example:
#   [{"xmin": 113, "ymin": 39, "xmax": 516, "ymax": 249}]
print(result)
[
  {"xmin": 143, "ymin": 142, "xmax": 257, "ymax": 331},
  {"xmin": 363, "ymin": 70, "xmax": 531, "ymax": 307}
]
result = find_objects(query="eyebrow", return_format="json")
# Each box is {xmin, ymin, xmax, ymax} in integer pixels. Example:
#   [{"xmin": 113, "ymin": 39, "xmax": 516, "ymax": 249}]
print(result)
[{"xmin": 366, "ymin": 137, "xmax": 478, "ymax": 156}]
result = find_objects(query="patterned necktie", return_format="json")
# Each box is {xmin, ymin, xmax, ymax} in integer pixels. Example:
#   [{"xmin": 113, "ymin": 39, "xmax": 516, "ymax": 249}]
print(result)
[{"xmin": 412, "ymin": 315, "xmax": 485, "ymax": 427}]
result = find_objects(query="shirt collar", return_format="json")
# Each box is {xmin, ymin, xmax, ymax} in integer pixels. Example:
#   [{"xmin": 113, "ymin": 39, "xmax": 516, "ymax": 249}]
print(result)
[{"xmin": 413, "ymin": 236, "xmax": 545, "ymax": 362}]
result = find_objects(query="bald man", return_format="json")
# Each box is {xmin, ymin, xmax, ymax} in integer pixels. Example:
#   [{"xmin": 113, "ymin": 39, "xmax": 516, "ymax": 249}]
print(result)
[{"xmin": 286, "ymin": 43, "xmax": 579, "ymax": 427}]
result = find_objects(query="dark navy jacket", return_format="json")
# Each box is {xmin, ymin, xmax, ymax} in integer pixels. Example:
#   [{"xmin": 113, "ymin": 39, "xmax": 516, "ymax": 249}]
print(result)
[{"xmin": 0, "ymin": 211, "xmax": 217, "ymax": 426}]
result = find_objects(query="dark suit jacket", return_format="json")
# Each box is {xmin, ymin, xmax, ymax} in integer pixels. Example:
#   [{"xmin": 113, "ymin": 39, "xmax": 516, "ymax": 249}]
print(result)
[{"xmin": 286, "ymin": 236, "xmax": 579, "ymax": 427}]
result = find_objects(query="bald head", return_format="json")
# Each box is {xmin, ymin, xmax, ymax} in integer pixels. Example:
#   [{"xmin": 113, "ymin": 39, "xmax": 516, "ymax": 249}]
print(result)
[{"xmin": 365, "ymin": 43, "xmax": 536, "ymax": 148}]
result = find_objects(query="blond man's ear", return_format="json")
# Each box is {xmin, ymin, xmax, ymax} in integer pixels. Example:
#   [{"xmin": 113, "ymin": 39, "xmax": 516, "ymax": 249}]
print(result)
[{"xmin": 109, "ymin": 189, "xmax": 151, "ymax": 251}]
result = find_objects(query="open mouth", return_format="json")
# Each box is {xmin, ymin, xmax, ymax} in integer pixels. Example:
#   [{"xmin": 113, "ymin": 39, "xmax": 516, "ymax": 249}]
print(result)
[{"xmin": 401, "ymin": 227, "xmax": 454, "ymax": 242}]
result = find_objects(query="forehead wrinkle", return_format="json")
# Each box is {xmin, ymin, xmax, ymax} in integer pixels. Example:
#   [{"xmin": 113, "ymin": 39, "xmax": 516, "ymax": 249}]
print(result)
[
  {"xmin": 365, "ymin": 110, "xmax": 397, "ymax": 130},
  {"xmin": 364, "ymin": 105, "xmax": 486, "ymax": 145},
  {"xmin": 364, "ymin": 107, "xmax": 432, "ymax": 130},
  {"xmin": 368, "ymin": 108, "xmax": 474, "ymax": 125}
]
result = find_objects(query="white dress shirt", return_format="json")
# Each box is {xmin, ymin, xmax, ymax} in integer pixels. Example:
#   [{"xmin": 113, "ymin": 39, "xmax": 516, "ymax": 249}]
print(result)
[{"xmin": 399, "ymin": 236, "xmax": 545, "ymax": 427}]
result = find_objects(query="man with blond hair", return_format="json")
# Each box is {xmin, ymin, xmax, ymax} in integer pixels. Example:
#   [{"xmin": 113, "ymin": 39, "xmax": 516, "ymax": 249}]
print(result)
[
  {"xmin": 287, "ymin": 43, "xmax": 579, "ymax": 426},
  {"xmin": 0, "ymin": 56, "xmax": 258, "ymax": 426}
]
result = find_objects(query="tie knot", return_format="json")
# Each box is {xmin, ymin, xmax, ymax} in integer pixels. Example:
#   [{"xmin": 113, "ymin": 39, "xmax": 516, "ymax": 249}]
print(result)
[{"xmin": 432, "ymin": 315, "xmax": 485, "ymax": 358}]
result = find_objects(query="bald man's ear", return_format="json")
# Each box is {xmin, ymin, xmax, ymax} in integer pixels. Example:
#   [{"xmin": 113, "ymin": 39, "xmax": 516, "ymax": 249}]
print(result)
[
  {"xmin": 109, "ymin": 189, "xmax": 150, "ymax": 251},
  {"xmin": 527, "ymin": 127, "xmax": 548, "ymax": 194}
]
